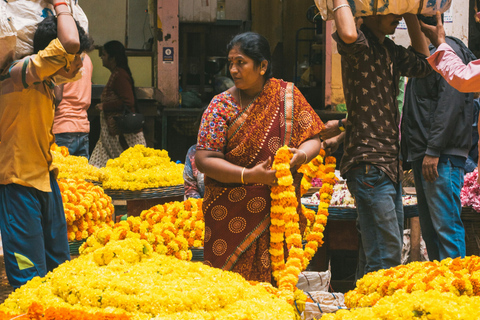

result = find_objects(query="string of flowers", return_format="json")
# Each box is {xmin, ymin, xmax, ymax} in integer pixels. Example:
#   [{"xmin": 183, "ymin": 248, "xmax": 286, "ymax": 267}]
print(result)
[
  {"xmin": 79, "ymin": 198, "xmax": 204, "ymax": 261},
  {"xmin": 51, "ymin": 144, "xmax": 101, "ymax": 181},
  {"xmin": 269, "ymin": 146, "xmax": 337, "ymax": 303},
  {"xmin": 0, "ymin": 238, "xmax": 296, "ymax": 320},
  {"xmin": 0, "ymin": 302, "xmax": 131, "ymax": 320},
  {"xmin": 344, "ymin": 256, "xmax": 480, "ymax": 309},
  {"xmin": 59, "ymin": 179, "xmax": 114, "ymax": 242},
  {"xmin": 99, "ymin": 145, "xmax": 184, "ymax": 190}
]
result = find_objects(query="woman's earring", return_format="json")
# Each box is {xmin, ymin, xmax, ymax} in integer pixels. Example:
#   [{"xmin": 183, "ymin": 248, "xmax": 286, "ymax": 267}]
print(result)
[{"xmin": 260, "ymin": 70, "xmax": 265, "ymax": 75}]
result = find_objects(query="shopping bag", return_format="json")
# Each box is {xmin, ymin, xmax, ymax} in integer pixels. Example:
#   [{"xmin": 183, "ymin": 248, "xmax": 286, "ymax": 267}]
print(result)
[
  {"xmin": 316, "ymin": 0, "xmax": 452, "ymax": 21},
  {"xmin": 303, "ymin": 291, "xmax": 347, "ymax": 320}
]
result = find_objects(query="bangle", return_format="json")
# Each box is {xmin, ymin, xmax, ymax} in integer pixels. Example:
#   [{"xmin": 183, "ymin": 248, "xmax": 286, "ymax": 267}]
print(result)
[
  {"xmin": 53, "ymin": 2, "xmax": 68, "ymax": 9},
  {"xmin": 56, "ymin": 11, "xmax": 73, "ymax": 18},
  {"xmin": 332, "ymin": 3, "xmax": 351, "ymax": 13},
  {"xmin": 299, "ymin": 149, "xmax": 308, "ymax": 164},
  {"xmin": 241, "ymin": 167, "xmax": 246, "ymax": 184}
]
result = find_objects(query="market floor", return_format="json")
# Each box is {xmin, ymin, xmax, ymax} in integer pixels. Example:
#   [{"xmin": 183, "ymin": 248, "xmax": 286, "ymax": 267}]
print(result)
[{"xmin": 0, "ymin": 256, "xmax": 13, "ymax": 303}]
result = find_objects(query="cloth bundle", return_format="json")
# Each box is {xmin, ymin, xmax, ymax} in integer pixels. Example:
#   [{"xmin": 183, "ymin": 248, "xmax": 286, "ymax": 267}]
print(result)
[
  {"xmin": 316, "ymin": 0, "xmax": 452, "ymax": 21},
  {"xmin": 0, "ymin": 0, "xmax": 88, "ymax": 72}
]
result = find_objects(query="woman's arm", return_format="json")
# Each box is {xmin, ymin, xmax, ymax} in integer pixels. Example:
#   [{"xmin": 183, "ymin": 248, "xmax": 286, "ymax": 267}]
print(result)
[
  {"xmin": 195, "ymin": 150, "xmax": 277, "ymax": 186},
  {"xmin": 289, "ymin": 135, "xmax": 322, "ymax": 171}
]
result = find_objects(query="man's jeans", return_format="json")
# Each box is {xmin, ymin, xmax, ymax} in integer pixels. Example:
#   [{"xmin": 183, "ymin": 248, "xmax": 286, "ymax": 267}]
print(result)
[
  {"xmin": 345, "ymin": 164, "xmax": 403, "ymax": 281},
  {"xmin": 55, "ymin": 132, "xmax": 89, "ymax": 159},
  {"xmin": 412, "ymin": 159, "xmax": 465, "ymax": 261}
]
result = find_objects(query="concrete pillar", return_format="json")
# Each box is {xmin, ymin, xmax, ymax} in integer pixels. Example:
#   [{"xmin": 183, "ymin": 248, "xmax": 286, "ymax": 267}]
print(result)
[{"xmin": 156, "ymin": 0, "xmax": 179, "ymax": 107}]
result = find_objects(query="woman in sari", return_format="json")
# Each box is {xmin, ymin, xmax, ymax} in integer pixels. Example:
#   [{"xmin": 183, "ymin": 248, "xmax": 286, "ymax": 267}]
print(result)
[
  {"xmin": 195, "ymin": 32, "xmax": 324, "ymax": 282},
  {"xmin": 89, "ymin": 40, "xmax": 146, "ymax": 168}
]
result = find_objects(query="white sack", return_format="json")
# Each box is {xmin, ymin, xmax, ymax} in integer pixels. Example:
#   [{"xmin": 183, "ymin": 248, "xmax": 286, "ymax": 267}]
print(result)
[
  {"xmin": 296, "ymin": 270, "xmax": 331, "ymax": 292},
  {"xmin": 1, "ymin": 0, "xmax": 88, "ymax": 71},
  {"xmin": 303, "ymin": 291, "xmax": 347, "ymax": 320},
  {"xmin": 0, "ymin": 2, "xmax": 16, "ymax": 72},
  {"xmin": 316, "ymin": 0, "xmax": 452, "ymax": 21}
]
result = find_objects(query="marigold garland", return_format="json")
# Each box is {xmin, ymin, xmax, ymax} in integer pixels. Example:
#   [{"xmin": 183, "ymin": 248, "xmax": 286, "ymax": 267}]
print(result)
[
  {"xmin": 345, "ymin": 256, "xmax": 480, "ymax": 309},
  {"xmin": 98, "ymin": 145, "xmax": 184, "ymax": 190},
  {"xmin": 51, "ymin": 144, "xmax": 101, "ymax": 181},
  {"xmin": 79, "ymin": 198, "xmax": 204, "ymax": 261},
  {"xmin": 0, "ymin": 302, "xmax": 131, "ymax": 320},
  {"xmin": 59, "ymin": 179, "xmax": 114, "ymax": 241},
  {"xmin": 269, "ymin": 146, "xmax": 337, "ymax": 304}
]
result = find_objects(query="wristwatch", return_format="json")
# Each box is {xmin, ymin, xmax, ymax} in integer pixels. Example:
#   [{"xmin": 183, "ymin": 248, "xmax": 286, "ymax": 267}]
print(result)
[{"xmin": 338, "ymin": 119, "xmax": 345, "ymax": 132}]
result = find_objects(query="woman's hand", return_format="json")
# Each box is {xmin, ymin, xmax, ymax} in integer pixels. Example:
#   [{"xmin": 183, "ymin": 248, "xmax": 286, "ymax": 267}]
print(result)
[
  {"xmin": 244, "ymin": 158, "xmax": 278, "ymax": 186},
  {"xmin": 288, "ymin": 148, "xmax": 308, "ymax": 172}
]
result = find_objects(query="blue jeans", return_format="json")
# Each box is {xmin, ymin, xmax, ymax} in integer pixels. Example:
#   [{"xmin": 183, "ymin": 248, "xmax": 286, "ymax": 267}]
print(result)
[
  {"xmin": 412, "ymin": 159, "xmax": 465, "ymax": 261},
  {"xmin": 55, "ymin": 132, "xmax": 89, "ymax": 158},
  {"xmin": 0, "ymin": 172, "xmax": 70, "ymax": 288},
  {"xmin": 345, "ymin": 164, "xmax": 403, "ymax": 280}
]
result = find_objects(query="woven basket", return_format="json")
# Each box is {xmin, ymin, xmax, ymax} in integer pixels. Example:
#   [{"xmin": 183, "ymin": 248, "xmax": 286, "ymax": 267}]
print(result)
[
  {"xmin": 68, "ymin": 239, "xmax": 86, "ymax": 256},
  {"xmin": 461, "ymin": 206, "xmax": 480, "ymax": 256},
  {"xmin": 191, "ymin": 247, "xmax": 204, "ymax": 262},
  {"xmin": 103, "ymin": 185, "xmax": 184, "ymax": 200}
]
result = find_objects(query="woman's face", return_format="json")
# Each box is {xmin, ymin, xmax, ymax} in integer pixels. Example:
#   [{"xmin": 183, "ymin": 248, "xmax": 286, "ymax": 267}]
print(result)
[
  {"xmin": 228, "ymin": 45, "xmax": 265, "ymax": 91},
  {"xmin": 100, "ymin": 50, "xmax": 114, "ymax": 69}
]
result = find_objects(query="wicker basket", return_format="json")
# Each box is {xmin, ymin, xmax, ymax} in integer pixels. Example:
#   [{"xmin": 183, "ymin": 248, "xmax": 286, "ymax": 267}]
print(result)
[
  {"xmin": 68, "ymin": 239, "xmax": 86, "ymax": 256},
  {"xmin": 103, "ymin": 185, "xmax": 184, "ymax": 200},
  {"xmin": 461, "ymin": 206, "xmax": 480, "ymax": 256}
]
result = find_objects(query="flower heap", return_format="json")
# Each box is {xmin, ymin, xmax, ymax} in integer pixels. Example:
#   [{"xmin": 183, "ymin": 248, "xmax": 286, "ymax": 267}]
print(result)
[
  {"xmin": 269, "ymin": 146, "xmax": 336, "ymax": 304},
  {"xmin": 99, "ymin": 145, "xmax": 184, "ymax": 190},
  {"xmin": 322, "ymin": 290, "xmax": 480, "ymax": 320},
  {"xmin": 461, "ymin": 169, "xmax": 480, "ymax": 212},
  {"xmin": 344, "ymin": 256, "xmax": 480, "ymax": 309},
  {"xmin": 59, "ymin": 179, "xmax": 114, "ymax": 242},
  {"xmin": 0, "ymin": 238, "xmax": 296, "ymax": 320},
  {"xmin": 79, "ymin": 198, "xmax": 204, "ymax": 261},
  {"xmin": 51, "ymin": 144, "xmax": 101, "ymax": 181}
]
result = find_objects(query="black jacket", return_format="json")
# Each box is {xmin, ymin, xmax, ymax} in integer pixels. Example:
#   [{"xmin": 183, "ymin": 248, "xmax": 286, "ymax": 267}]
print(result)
[{"xmin": 401, "ymin": 37, "xmax": 476, "ymax": 163}]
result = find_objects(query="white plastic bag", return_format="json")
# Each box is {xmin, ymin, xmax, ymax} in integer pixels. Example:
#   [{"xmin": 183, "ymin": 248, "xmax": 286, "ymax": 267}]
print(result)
[
  {"xmin": 2, "ymin": 0, "xmax": 88, "ymax": 63},
  {"xmin": 303, "ymin": 291, "xmax": 347, "ymax": 320},
  {"xmin": 316, "ymin": 0, "xmax": 452, "ymax": 21},
  {"xmin": 0, "ymin": 2, "xmax": 16, "ymax": 72},
  {"xmin": 296, "ymin": 270, "xmax": 331, "ymax": 292}
]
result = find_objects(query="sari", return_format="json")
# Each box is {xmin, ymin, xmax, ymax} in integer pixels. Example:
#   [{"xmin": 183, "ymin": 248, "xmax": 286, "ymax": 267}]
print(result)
[{"xmin": 197, "ymin": 78, "xmax": 324, "ymax": 282}]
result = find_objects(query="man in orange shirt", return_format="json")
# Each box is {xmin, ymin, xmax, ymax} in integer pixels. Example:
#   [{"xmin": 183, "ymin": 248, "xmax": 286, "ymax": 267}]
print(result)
[
  {"xmin": 53, "ymin": 52, "xmax": 93, "ymax": 158},
  {"xmin": 0, "ymin": 2, "xmax": 91, "ymax": 288}
]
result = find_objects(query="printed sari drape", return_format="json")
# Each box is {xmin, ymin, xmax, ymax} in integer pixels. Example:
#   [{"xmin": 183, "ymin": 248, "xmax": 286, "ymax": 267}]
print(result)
[{"xmin": 199, "ymin": 78, "xmax": 323, "ymax": 282}]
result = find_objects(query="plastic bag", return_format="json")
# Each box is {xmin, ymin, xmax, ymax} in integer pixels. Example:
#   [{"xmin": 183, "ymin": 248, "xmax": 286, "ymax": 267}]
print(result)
[
  {"xmin": 316, "ymin": 0, "xmax": 452, "ymax": 21},
  {"xmin": 0, "ymin": 2, "xmax": 16, "ymax": 72},
  {"xmin": 303, "ymin": 291, "xmax": 346, "ymax": 320},
  {"xmin": 296, "ymin": 270, "xmax": 331, "ymax": 292},
  {"xmin": 1, "ymin": 0, "xmax": 88, "ymax": 67}
]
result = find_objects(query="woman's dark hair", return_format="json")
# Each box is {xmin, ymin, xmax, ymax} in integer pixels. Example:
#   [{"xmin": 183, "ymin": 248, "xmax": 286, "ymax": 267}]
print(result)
[
  {"xmin": 102, "ymin": 40, "xmax": 135, "ymax": 87},
  {"xmin": 33, "ymin": 15, "xmax": 91, "ymax": 54},
  {"xmin": 226, "ymin": 32, "xmax": 273, "ymax": 79}
]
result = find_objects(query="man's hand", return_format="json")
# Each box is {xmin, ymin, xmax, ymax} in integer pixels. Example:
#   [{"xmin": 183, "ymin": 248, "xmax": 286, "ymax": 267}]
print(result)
[
  {"xmin": 419, "ymin": 11, "xmax": 446, "ymax": 47},
  {"xmin": 422, "ymin": 155, "xmax": 439, "ymax": 182},
  {"xmin": 323, "ymin": 132, "xmax": 345, "ymax": 156},
  {"xmin": 320, "ymin": 120, "xmax": 342, "ymax": 140}
]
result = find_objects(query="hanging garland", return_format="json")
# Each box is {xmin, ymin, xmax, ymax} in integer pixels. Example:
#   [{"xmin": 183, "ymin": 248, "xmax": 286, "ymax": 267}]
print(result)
[{"xmin": 269, "ymin": 146, "xmax": 337, "ymax": 303}]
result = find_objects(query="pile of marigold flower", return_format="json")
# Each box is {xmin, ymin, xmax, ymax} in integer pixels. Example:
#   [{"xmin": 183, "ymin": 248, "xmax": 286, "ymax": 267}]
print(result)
[
  {"xmin": 59, "ymin": 179, "xmax": 115, "ymax": 242},
  {"xmin": 99, "ymin": 145, "xmax": 184, "ymax": 190},
  {"xmin": 321, "ymin": 289, "xmax": 480, "ymax": 320},
  {"xmin": 51, "ymin": 144, "xmax": 101, "ymax": 181},
  {"xmin": 79, "ymin": 198, "xmax": 204, "ymax": 261},
  {"xmin": 0, "ymin": 238, "xmax": 296, "ymax": 320},
  {"xmin": 344, "ymin": 256, "xmax": 480, "ymax": 308},
  {"xmin": 269, "ymin": 146, "xmax": 336, "ymax": 304}
]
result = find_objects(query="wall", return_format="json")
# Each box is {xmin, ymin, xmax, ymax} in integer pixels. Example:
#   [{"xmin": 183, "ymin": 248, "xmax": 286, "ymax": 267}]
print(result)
[{"xmin": 391, "ymin": 1, "xmax": 470, "ymax": 47}]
